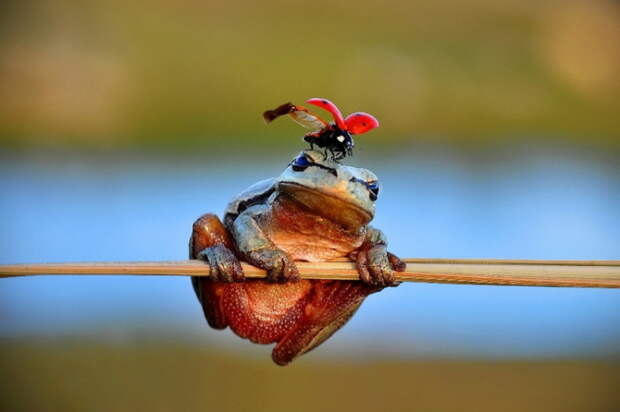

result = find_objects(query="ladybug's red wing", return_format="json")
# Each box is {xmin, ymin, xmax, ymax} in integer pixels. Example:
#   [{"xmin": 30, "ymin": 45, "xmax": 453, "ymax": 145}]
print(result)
[
  {"xmin": 306, "ymin": 98, "xmax": 347, "ymax": 130},
  {"xmin": 344, "ymin": 112, "xmax": 379, "ymax": 135}
]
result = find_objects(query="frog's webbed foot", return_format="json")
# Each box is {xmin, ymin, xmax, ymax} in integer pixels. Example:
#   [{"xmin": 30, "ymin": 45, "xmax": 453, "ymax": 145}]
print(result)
[
  {"xmin": 197, "ymin": 244, "xmax": 245, "ymax": 282},
  {"xmin": 245, "ymin": 248, "xmax": 300, "ymax": 283},
  {"xmin": 351, "ymin": 243, "xmax": 406, "ymax": 287}
]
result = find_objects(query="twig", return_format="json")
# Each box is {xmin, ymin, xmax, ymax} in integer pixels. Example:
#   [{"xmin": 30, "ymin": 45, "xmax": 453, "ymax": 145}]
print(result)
[{"xmin": 1, "ymin": 258, "xmax": 619, "ymax": 288}]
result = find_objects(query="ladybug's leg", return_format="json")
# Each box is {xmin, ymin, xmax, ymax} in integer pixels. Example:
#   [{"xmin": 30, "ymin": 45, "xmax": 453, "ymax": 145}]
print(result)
[
  {"xmin": 303, "ymin": 134, "xmax": 318, "ymax": 151},
  {"xmin": 333, "ymin": 148, "xmax": 342, "ymax": 161},
  {"xmin": 190, "ymin": 214, "xmax": 243, "ymax": 329},
  {"xmin": 332, "ymin": 147, "xmax": 344, "ymax": 161}
]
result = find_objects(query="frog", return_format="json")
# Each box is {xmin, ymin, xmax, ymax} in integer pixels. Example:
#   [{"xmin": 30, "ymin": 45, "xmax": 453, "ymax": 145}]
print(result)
[{"xmin": 190, "ymin": 149, "xmax": 405, "ymax": 365}]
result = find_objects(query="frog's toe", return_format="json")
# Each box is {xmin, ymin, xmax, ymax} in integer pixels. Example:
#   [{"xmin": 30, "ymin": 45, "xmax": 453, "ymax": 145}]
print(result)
[
  {"xmin": 281, "ymin": 255, "xmax": 300, "ymax": 282},
  {"xmin": 267, "ymin": 254, "xmax": 300, "ymax": 283},
  {"xmin": 265, "ymin": 256, "xmax": 285, "ymax": 283},
  {"xmin": 247, "ymin": 248, "xmax": 299, "ymax": 283},
  {"xmin": 268, "ymin": 265, "xmax": 286, "ymax": 283},
  {"xmin": 198, "ymin": 244, "xmax": 244, "ymax": 282},
  {"xmin": 356, "ymin": 244, "xmax": 398, "ymax": 287},
  {"xmin": 355, "ymin": 246, "xmax": 373, "ymax": 285},
  {"xmin": 388, "ymin": 252, "xmax": 407, "ymax": 272}
]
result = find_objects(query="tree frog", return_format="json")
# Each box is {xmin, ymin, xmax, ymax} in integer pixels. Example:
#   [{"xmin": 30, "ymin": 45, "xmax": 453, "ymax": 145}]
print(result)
[{"xmin": 190, "ymin": 150, "xmax": 405, "ymax": 365}]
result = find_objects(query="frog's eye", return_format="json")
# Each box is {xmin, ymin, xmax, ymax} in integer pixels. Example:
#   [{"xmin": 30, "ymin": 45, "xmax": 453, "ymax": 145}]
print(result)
[
  {"xmin": 291, "ymin": 155, "xmax": 311, "ymax": 172},
  {"xmin": 367, "ymin": 181, "xmax": 379, "ymax": 201}
]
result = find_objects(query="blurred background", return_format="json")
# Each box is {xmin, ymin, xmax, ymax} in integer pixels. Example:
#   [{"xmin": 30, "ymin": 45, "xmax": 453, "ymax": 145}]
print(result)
[{"xmin": 1, "ymin": 0, "xmax": 619, "ymax": 411}]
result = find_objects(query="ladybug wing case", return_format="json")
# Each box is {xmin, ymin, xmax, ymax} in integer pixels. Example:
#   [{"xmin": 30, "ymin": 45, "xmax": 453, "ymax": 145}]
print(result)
[{"xmin": 344, "ymin": 112, "xmax": 379, "ymax": 135}]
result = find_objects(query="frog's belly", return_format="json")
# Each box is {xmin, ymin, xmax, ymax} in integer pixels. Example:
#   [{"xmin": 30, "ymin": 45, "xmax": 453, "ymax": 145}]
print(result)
[
  {"xmin": 265, "ymin": 197, "xmax": 366, "ymax": 262},
  {"xmin": 269, "ymin": 231, "xmax": 363, "ymax": 262}
]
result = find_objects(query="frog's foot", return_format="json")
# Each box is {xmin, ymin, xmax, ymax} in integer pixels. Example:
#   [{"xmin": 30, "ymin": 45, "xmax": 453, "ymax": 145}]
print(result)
[
  {"xmin": 245, "ymin": 248, "xmax": 300, "ymax": 283},
  {"xmin": 352, "ymin": 243, "xmax": 406, "ymax": 287},
  {"xmin": 197, "ymin": 244, "xmax": 244, "ymax": 282},
  {"xmin": 271, "ymin": 281, "xmax": 371, "ymax": 365}
]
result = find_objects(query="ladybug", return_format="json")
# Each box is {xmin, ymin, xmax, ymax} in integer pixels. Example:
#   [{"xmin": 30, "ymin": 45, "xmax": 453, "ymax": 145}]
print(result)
[{"xmin": 263, "ymin": 98, "xmax": 379, "ymax": 160}]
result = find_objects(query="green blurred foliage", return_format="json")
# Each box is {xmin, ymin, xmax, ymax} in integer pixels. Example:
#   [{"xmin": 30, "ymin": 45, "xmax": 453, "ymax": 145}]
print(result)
[
  {"xmin": 1, "ymin": 339, "xmax": 619, "ymax": 412},
  {"xmin": 1, "ymin": 0, "xmax": 619, "ymax": 150}
]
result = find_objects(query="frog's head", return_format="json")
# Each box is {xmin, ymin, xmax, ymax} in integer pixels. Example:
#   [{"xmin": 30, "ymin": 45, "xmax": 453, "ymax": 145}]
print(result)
[{"xmin": 276, "ymin": 150, "xmax": 379, "ymax": 230}]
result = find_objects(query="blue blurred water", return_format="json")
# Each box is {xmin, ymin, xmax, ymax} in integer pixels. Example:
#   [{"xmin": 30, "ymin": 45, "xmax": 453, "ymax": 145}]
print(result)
[{"xmin": 1, "ymin": 145, "xmax": 619, "ymax": 359}]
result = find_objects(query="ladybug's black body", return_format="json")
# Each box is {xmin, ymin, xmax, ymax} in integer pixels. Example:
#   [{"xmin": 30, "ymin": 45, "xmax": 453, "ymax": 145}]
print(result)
[{"xmin": 303, "ymin": 126, "xmax": 354, "ymax": 161}]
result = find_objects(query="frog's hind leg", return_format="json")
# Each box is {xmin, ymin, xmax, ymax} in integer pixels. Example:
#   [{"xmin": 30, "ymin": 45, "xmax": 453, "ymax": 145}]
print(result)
[
  {"xmin": 219, "ymin": 279, "xmax": 313, "ymax": 345},
  {"xmin": 191, "ymin": 214, "xmax": 313, "ymax": 345},
  {"xmin": 271, "ymin": 280, "xmax": 378, "ymax": 366},
  {"xmin": 190, "ymin": 213, "xmax": 240, "ymax": 329}
]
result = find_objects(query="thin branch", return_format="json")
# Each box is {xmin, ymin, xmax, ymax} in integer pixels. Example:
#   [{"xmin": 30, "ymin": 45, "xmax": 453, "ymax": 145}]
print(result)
[{"xmin": 1, "ymin": 258, "xmax": 619, "ymax": 288}]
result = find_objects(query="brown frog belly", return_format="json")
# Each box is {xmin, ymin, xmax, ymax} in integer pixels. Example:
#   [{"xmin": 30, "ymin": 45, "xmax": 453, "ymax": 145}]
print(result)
[{"xmin": 263, "ymin": 195, "xmax": 366, "ymax": 261}]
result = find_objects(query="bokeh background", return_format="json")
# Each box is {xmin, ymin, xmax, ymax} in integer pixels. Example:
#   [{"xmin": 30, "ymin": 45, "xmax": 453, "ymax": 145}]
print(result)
[{"xmin": 1, "ymin": 0, "xmax": 619, "ymax": 411}]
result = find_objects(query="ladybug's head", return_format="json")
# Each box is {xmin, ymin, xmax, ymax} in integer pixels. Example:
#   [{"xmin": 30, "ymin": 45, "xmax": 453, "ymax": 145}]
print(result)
[{"xmin": 331, "ymin": 127, "xmax": 354, "ymax": 160}]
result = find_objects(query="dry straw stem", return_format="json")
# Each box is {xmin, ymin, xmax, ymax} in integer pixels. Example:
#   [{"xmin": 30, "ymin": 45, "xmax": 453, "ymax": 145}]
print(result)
[{"xmin": 1, "ymin": 258, "xmax": 620, "ymax": 288}]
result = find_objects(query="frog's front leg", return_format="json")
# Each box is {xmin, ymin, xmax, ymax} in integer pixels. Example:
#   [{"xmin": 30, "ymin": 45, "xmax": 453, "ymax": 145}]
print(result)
[
  {"xmin": 190, "ymin": 213, "xmax": 245, "ymax": 330},
  {"xmin": 230, "ymin": 205, "xmax": 300, "ymax": 283},
  {"xmin": 349, "ymin": 226, "xmax": 406, "ymax": 287},
  {"xmin": 190, "ymin": 213, "xmax": 244, "ymax": 282}
]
